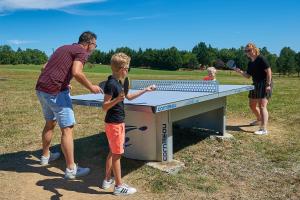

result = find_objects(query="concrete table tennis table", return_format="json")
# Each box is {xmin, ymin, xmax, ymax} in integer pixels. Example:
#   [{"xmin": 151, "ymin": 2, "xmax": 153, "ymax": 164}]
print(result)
[{"xmin": 71, "ymin": 80, "xmax": 253, "ymax": 162}]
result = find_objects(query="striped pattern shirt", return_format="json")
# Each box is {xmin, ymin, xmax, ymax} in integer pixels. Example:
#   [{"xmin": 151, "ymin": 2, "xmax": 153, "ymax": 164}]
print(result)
[{"xmin": 36, "ymin": 43, "xmax": 89, "ymax": 95}]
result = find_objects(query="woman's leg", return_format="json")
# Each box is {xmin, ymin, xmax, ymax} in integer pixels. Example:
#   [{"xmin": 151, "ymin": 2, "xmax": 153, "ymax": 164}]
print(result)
[
  {"xmin": 249, "ymin": 98, "xmax": 261, "ymax": 121},
  {"xmin": 258, "ymin": 98, "xmax": 269, "ymax": 130}
]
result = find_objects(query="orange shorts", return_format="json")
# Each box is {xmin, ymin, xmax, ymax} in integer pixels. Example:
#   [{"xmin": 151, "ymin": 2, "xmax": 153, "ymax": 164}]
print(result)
[{"xmin": 105, "ymin": 122, "xmax": 125, "ymax": 154}]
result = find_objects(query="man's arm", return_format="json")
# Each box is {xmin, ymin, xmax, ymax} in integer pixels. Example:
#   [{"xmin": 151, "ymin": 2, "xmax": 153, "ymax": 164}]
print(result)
[
  {"xmin": 72, "ymin": 61, "xmax": 101, "ymax": 93},
  {"xmin": 40, "ymin": 62, "xmax": 48, "ymax": 72}
]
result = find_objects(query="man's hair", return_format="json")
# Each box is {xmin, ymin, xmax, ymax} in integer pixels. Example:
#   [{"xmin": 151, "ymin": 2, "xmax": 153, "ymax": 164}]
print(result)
[
  {"xmin": 110, "ymin": 53, "xmax": 131, "ymax": 72},
  {"xmin": 78, "ymin": 31, "xmax": 97, "ymax": 44}
]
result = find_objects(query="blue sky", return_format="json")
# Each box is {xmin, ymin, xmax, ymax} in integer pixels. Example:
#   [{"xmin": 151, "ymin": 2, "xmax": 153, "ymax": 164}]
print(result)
[{"xmin": 0, "ymin": 0, "xmax": 299, "ymax": 56}]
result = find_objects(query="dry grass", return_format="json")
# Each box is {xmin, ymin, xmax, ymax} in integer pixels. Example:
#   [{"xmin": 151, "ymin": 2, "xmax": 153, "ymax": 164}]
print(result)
[{"xmin": 0, "ymin": 65, "xmax": 299, "ymax": 200}]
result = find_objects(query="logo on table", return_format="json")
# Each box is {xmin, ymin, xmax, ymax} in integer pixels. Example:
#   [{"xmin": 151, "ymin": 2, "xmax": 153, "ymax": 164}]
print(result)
[
  {"xmin": 156, "ymin": 104, "xmax": 176, "ymax": 112},
  {"xmin": 162, "ymin": 123, "xmax": 168, "ymax": 161},
  {"xmin": 124, "ymin": 125, "xmax": 148, "ymax": 148}
]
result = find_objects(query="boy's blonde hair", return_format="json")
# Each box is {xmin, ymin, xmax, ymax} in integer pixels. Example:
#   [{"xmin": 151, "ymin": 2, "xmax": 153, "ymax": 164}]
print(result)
[
  {"xmin": 207, "ymin": 67, "xmax": 217, "ymax": 75},
  {"xmin": 245, "ymin": 43, "xmax": 260, "ymax": 56},
  {"xmin": 110, "ymin": 52, "xmax": 131, "ymax": 72}
]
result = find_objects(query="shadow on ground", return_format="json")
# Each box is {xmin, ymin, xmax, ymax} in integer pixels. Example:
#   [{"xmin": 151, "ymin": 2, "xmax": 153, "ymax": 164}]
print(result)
[
  {"xmin": 0, "ymin": 122, "xmax": 248, "ymax": 199},
  {"xmin": 173, "ymin": 124, "xmax": 212, "ymax": 153},
  {"xmin": 226, "ymin": 123, "xmax": 254, "ymax": 133},
  {"xmin": 0, "ymin": 132, "xmax": 145, "ymax": 199}
]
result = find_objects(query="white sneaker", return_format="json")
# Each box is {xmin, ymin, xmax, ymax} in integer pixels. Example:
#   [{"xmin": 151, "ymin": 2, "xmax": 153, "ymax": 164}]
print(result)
[
  {"xmin": 40, "ymin": 151, "xmax": 61, "ymax": 166},
  {"xmin": 101, "ymin": 178, "xmax": 115, "ymax": 189},
  {"xmin": 64, "ymin": 164, "xmax": 90, "ymax": 180},
  {"xmin": 113, "ymin": 184, "xmax": 137, "ymax": 196},
  {"xmin": 254, "ymin": 129, "xmax": 268, "ymax": 135},
  {"xmin": 250, "ymin": 120, "xmax": 261, "ymax": 126}
]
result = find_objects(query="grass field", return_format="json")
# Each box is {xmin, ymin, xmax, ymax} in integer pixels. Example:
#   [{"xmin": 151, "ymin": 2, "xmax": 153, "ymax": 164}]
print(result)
[{"xmin": 0, "ymin": 64, "xmax": 299, "ymax": 199}]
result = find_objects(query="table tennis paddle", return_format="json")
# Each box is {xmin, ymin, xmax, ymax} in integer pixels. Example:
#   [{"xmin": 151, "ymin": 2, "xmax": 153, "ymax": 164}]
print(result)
[
  {"xmin": 123, "ymin": 77, "xmax": 130, "ymax": 96},
  {"xmin": 226, "ymin": 60, "xmax": 236, "ymax": 69}
]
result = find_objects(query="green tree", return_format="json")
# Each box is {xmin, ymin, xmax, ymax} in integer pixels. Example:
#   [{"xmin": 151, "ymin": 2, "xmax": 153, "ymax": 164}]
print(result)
[
  {"xmin": 295, "ymin": 52, "xmax": 300, "ymax": 77},
  {"xmin": 0, "ymin": 45, "xmax": 14, "ymax": 64},
  {"xmin": 153, "ymin": 47, "xmax": 182, "ymax": 70},
  {"xmin": 207, "ymin": 45, "xmax": 218, "ymax": 66},
  {"xmin": 132, "ymin": 48, "xmax": 143, "ymax": 68},
  {"xmin": 181, "ymin": 51, "xmax": 199, "ymax": 69},
  {"xmin": 276, "ymin": 47, "xmax": 296, "ymax": 75},
  {"xmin": 260, "ymin": 47, "xmax": 277, "ymax": 72},
  {"xmin": 104, "ymin": 50, "xmax": 115, "ymax": 65},
  {"xmin": 234, "ymin": 47, "xmax": 249, "ymax": 70},
  {"xmin": 142, "ymin": 48, "xmax": 159, "ymax": 68},
  {"xmin": 14, "ymin": 48, "xmax": 23, "ymax": 65},
  {"xmin": 88, "ymin": 50, "xmax": 106, "ymax": 64},
  {"xmin": 192, "ymin": 42, "xmax": 210, "ymax": 65}
]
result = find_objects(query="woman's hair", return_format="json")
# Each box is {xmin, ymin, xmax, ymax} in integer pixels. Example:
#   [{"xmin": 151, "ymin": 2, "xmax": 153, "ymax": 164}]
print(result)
[
  {"xmin": 111, "ymin": 52, "xmax": 131, "ymax": 72},
  {"xmin": 245, "ymin": 43, "xmax": 260, "ymax": 56}
]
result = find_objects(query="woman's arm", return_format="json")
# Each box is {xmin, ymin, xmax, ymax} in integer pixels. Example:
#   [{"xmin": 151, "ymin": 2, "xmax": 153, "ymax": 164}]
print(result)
[
  {"xmin": 234, "ymin": 68, "xmax": 251, "ymax": 79},
  {"xmin": 265, "ymin": 67, "xmax": 272, "ymax": 85},
  {"xmin": 265, "ymin": 67, "xmax": 272, "ymax": 92}
]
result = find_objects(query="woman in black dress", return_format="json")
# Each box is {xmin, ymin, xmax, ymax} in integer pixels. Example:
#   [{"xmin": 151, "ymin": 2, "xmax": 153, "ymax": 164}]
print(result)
[{"xmin": 234, "ymin": 43, "xmax": 272, "ymax": 135}]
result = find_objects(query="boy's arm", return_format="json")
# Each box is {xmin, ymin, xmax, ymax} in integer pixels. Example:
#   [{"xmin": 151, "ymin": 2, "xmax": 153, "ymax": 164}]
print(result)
[
  {"xmin": 126, "ymin": 85, "xmax": 156, "ymax": 100},
  {"xmin": 102, "ymin": 93, "xmax": 125, "ymax": 112}
]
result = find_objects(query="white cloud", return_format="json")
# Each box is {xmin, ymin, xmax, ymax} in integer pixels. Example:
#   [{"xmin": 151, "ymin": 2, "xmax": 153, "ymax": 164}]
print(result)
[
  {"xmin": 0, "ymin": 0, "xmax": 106, "ymax": 12},
  {"xmin": 59, "ymin": 8, "xmax": 122, "ymax": 16},
  {"xmin": 126, "ymin": 14, "xmax": 161, "ymax": 21},
  {"xmin": 7, "ymin": 40, "xmax": 38, "ymax": 45}
]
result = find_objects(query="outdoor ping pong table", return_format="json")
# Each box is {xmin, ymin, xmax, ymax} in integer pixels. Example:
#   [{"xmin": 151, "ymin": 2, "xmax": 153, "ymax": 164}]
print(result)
[{"xmin": 71, "ymin": 80, "xmax": 254, "ymax": 162}]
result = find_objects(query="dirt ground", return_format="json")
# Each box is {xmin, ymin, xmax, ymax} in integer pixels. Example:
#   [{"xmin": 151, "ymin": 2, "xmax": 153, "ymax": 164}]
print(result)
[{"xmin": 0, "ymin": 117, "xmax": 297, "ymax": 200}]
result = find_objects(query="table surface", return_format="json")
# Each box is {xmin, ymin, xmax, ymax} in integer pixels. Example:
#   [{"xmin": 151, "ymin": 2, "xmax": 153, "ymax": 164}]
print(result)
[{"xmin": 71, "ymin": 84, "xmax": 254, "ymax": 113}]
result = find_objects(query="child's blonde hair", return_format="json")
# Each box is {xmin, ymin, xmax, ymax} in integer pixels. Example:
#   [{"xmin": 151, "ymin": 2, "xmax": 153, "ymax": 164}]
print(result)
[
  {"xmin": 207, "ymin": 67, "xmax": 217, "ymax": 75},
  {"xmin": 245, "ymin": 43, "xmax": 260, "ymax": 56},
  {"xmin": 110, "ymin": 52, "xmax": 131, "ymax": 72}
]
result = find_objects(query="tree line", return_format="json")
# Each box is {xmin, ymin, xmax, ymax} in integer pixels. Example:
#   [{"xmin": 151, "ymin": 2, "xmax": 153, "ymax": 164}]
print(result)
[
  {"xmin": 1, "ymin": 43, "xmax": 300, "ymax": 76},
  {"xmin": 88, "ymin": 43, "xmax": 300, "ymax": 76},
  {"xmin": 0, "ymin": 45, "xmax": 48, "ymax": 65}
]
